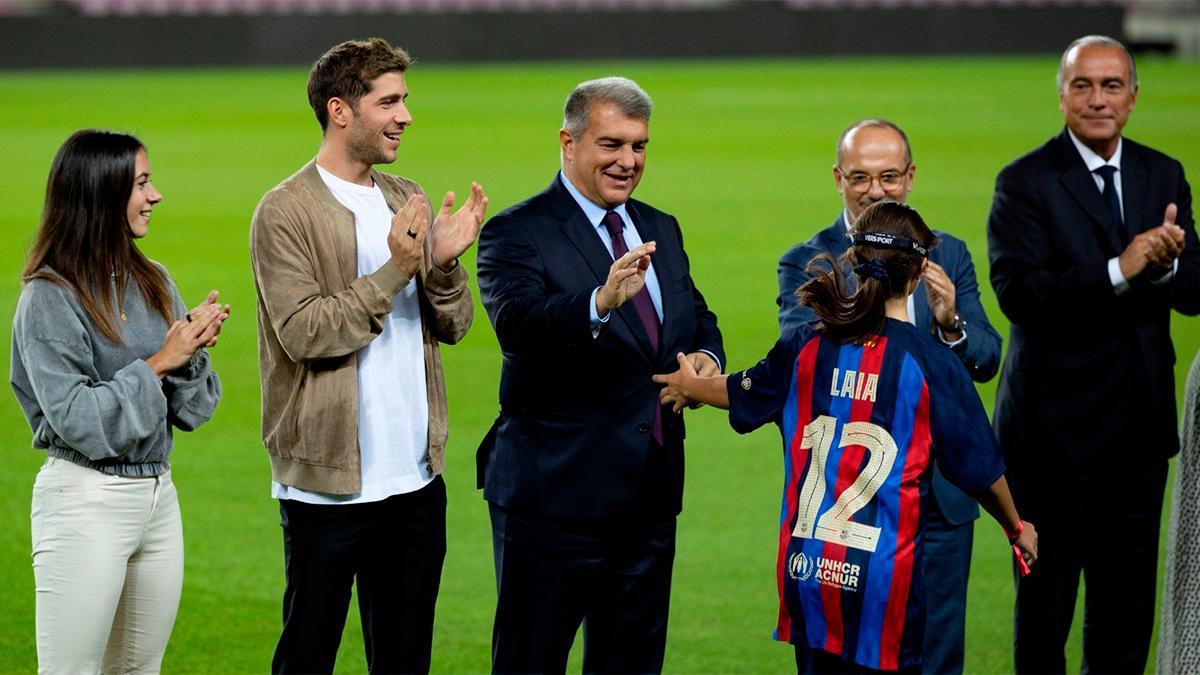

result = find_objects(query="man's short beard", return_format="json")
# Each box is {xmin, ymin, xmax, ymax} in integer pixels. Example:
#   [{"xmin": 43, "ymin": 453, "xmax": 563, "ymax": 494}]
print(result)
[{"xmin": 346, "ymin": 119, "xmax": 392, "ymax": 166}]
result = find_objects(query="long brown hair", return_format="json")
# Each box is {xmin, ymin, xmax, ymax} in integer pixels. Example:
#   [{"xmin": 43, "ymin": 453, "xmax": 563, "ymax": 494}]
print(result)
[
  {"xmin": 798, "ymin": 201, "xmax": 938, "ymax": 343},
  {"xmin": 22, "ymin": 129, "xmax": 174, "ymax": 343}
]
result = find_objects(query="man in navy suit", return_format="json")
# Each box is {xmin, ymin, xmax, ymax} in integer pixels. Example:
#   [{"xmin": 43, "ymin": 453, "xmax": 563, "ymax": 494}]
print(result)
[
  {"xmin": 777, "ymin": 119, "xmax": 1002, "ymax": 674},
  {"xmin": 987, "ymin": 35, "xmax": 1199, "ymax": 673},
  {"xmin": 476, "ymin": 76, "xmax": 724, "ymax": 674}
]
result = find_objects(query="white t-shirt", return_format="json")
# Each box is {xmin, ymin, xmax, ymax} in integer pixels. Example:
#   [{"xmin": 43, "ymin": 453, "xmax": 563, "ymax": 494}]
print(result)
[{"xmin": 272, "ymin": 165, "xmax": 433, "ymax": 504}]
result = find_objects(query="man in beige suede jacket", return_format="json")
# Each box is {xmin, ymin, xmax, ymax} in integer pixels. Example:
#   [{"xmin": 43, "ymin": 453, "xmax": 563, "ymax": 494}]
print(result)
[{"xmin": 249, "ymin": 38, "xmax": 487, "ymax": 674}]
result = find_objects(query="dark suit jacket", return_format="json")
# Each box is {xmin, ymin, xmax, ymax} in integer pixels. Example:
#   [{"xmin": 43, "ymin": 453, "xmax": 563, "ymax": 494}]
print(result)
[
  {"xmin": 988, "ymin": 128, "xmax": 1200, "ymax": 475},
  {"xmin": 476, "ymin": 175, "xmax": 725, "ymax": 520},
  {"xmin": 776, "ymin": 214, "xmax": 1002, "ymax": 525}
]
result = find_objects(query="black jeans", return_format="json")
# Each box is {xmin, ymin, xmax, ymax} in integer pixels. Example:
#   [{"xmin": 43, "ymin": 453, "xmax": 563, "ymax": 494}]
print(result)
[{"xmin": 272, "ymin": 476, "xmax": 447, "ymax": 675}]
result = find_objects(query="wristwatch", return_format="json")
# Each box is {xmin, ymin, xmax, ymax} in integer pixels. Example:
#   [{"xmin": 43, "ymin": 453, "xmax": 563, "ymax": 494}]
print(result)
[{"xmin": 942, "ymin": 311, "xmax": 963, "ymax": 334}]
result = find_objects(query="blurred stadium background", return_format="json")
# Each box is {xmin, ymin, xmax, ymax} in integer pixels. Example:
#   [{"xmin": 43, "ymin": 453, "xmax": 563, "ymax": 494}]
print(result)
[
  {"xmin": 1, "ymin": 1, "xmax": 1198, "ymax": 673},
  {"xmin": 3, "ymin": 0, "xmax": 1198, "ymax": 67}
]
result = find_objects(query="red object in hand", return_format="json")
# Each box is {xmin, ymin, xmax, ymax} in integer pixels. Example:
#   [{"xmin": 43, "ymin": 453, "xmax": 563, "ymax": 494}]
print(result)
[
  {"xmin": 1013, "ymin": 543, "xmax": 1031, "ymax": 576},
  {"xmin": 1007, "ymin": 521, "xmax": 1031, "ymax": 577}
]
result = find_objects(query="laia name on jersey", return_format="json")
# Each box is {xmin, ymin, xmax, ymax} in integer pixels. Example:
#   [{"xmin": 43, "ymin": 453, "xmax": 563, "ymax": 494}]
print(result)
[{"xmin": 830, "ymin": 367, "xmax": 879, "ymax": 403}]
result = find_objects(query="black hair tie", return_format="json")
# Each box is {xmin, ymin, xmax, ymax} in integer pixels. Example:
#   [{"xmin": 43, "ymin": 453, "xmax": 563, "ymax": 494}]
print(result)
[{"xmin": 853, "ymin": 258, "xmax": 889, "ymax": 282}]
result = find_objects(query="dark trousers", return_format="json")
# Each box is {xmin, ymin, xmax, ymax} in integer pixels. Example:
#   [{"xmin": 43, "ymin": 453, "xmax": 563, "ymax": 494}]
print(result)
[
  {"xmin": 1011, "ymin": 461, "xmax": 1167, "ymax": 674},
  {"xmin": 919, "ymin": 507, "xmax": 973, "ymax": 675},
  {"xmin": 272, "ymin": 476, "xmax": 447, "ymax": 675},
  {"xmin": 796, "ymin": 645, "xmax": 921, "ymax": 674},
  {"xmin": 488, "ymin": 503, "xmax": 677, "ymax": 674}
]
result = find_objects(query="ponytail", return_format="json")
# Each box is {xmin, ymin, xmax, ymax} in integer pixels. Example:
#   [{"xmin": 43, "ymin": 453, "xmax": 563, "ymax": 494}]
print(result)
[{"xmin": 796, "ymin": 201, "xmax": 938, "ymax": 343}]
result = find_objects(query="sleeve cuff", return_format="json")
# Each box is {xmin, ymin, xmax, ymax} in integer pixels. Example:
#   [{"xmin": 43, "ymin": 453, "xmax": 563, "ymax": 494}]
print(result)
[
  {"xmin": 936, "ymin": 324, "xmax": 967, "ymax": 348},
  {"xmin": 589, "ymin": 287, "xmax": 610, "ymax": 338},
  {"xmin": 179, "ymin": 349, "xmax": 211, "ymax": 381},
  {"xmin": 425, "ymin": 259, "xmax": 469, "ymax": 296},
  {"xmin": 699, "ymin": 349, "xmax": 723, "ymax": 373},
  {"xmin": 1150, "ymin": 258, "xmax": 1179, "ymax": 287},
  {"xmin": 1108, "ymin": 257, "xmax": 1131, "ymax": 295},
  {"xmin": 369, "ymin": 260, "xmax": 412, "ymax": 297}
]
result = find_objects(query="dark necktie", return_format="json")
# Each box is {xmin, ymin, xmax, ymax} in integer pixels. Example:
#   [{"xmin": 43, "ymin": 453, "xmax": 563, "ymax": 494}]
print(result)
[
  {"xmin": 1094, "ymin": 165, "xmax": 1124, "ymax": 235},
  {"xmin": 602, "ymin": 210, "xmax": 664, "ymax": 445}
]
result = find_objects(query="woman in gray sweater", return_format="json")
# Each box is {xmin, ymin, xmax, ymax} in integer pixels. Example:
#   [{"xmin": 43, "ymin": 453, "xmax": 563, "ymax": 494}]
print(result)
[{"xmin": 11, "ymin": 129, "xmax": 228, "ymax": 674}]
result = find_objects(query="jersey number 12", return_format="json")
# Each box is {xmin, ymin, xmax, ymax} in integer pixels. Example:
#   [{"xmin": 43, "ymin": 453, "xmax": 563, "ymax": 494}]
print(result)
[{"xmin": 791, "ymin": 415, "xmax": 899, "ymax": 553}]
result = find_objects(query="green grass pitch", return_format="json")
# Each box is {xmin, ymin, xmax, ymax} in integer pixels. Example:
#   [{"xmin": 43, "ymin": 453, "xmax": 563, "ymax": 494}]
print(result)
[{"xmin": 1, "ymin": 56, "xmax": 1198, "ymax": 673}]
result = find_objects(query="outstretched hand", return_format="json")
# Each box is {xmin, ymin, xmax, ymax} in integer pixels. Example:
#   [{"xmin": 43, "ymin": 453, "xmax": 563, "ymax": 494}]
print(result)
[
  {"xmin": 683, "ymin": 351, "xmax": 719, "ymax": 408},
  {"xmin": 652, "ymin": 352, "xmax": 698, "ymax": 414},
  {"xmin": 431, "ymin": 182, "xmax": 488, "ymax": 271},
  {"xmin": 595, "ymin": 241, "xmax": 655, "ymax": 316}
]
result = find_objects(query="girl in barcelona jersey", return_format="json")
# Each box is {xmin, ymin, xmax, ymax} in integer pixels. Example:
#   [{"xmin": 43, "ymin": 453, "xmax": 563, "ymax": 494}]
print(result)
[{"xmin": 655, "ymin": 200, "xmax": 1037, "ymax": 673}]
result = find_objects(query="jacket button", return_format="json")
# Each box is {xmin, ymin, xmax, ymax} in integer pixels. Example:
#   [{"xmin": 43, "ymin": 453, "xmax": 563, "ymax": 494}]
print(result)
[{"xmin": 637, "ymin": 423, "xmax": 650, "ymax": 433}]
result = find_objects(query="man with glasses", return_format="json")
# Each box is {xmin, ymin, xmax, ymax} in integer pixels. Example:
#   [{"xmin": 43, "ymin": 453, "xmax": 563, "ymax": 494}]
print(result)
[{"xmin": 776, "ymin": 118, "xmax": 1001, "ymax": 674}]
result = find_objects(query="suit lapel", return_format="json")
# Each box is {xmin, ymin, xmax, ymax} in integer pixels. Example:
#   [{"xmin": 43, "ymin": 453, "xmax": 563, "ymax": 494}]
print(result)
[
  {"xmin": 1055, "ymin": 132, "xmax": 1123, "ymax": 253},
  {"xmin": 1121, "ymin": 143, "xmax": 1149, "ymax": 238},
  {"xmin": 822, "ymin": 215, "xmax": 852, "ymax": 260},
  {"xmin": 557, "ymin": 211, "xmax": 614, "ymax": 287}
]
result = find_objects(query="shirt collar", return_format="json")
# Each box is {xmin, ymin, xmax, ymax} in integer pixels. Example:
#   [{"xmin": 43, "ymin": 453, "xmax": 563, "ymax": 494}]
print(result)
[
  {"xmin": 316, "ymin": 163, "xmax": 381, "ymax": 195},
  {"xmin": 1067, "ymin": 128, "xmax": 1123, "ymax": 173},
  {"xmin": 559, "ymin": 170, "xmax": 630, "ymax": 229}
]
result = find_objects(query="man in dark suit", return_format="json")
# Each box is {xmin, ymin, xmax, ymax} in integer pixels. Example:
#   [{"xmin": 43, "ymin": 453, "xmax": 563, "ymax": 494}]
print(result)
[
  {"xmin": 476, "ymin": 76, "xmax": 724, "ymax": 674},
  {"xmin": 777, "ymin": 119, "xmax": 1002, "ymax": 674},
  {"xmin": 987, "ymin": 35, "xmax": 1199, "ymax": 673}
]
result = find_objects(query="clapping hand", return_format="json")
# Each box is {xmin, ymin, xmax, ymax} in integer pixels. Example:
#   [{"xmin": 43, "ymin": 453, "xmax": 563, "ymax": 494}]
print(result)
[
  {"xmin": 387, "ymin": 194, "xmax": 429, "ymax": 279},
  {"xmin": 922, "ymin": 261, "xmax": 960, "ymax": 337},
  {"xmin": 147, "ymin": 290, "xmax": 231, "ymax": 377},
  {"xmin": 431, "ymin": 182, "xmax": 488, "ymax": 272},
  {"xmin": 189, "ymin": 290, "xmax": 231, "ymax": 348},
  {"xmin": 1118, "ymin": 203, "xmax": 1186, "ymax": 279}
]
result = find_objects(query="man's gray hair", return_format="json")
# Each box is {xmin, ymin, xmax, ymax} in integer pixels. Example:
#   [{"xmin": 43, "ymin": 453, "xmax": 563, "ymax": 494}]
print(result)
[
  {"xmin": 1057, "ymin": 35, "xmax": 1138, "ymax": 91},
  {"xmin": 563, "ymin": 76, "xmax": 652, "ymax": 137}
]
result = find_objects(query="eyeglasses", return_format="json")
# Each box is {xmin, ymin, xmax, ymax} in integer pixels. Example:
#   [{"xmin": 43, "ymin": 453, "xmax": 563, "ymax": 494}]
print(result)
[{"xmin": 837, "ymin": 166, "xmax": 910, "ymax": 192}]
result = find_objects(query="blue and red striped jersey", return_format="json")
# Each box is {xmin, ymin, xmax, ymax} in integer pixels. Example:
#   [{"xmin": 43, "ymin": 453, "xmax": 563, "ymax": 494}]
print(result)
[{"xmin": 726, "ymin": 319, "xmax": 1004, "ymax": 671}]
